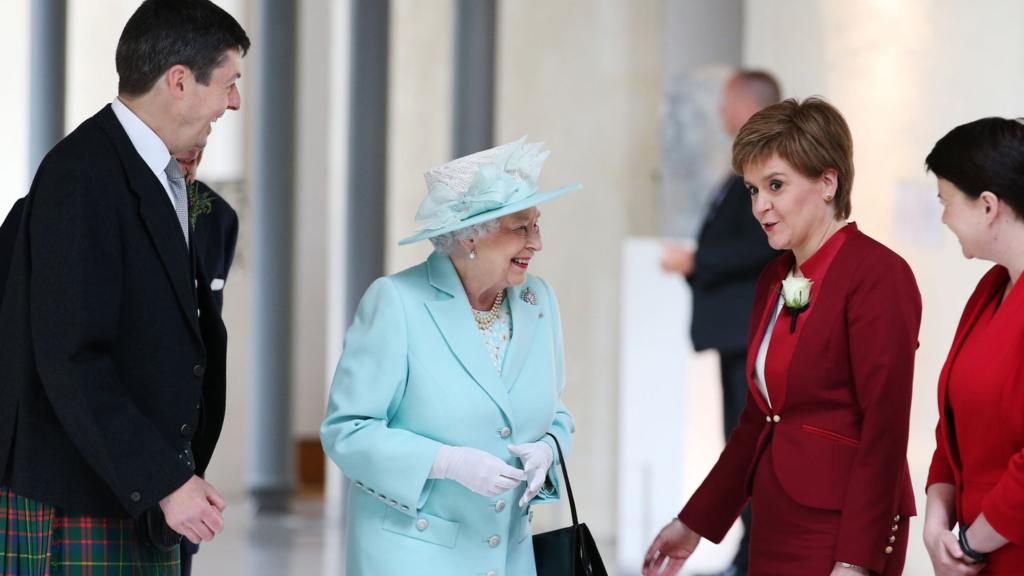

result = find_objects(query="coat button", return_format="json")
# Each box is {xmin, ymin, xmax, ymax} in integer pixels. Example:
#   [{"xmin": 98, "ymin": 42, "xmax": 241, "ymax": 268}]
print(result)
[
  {"xmin": 400, "ymin": 505, "xmax": 410, "ymax": 512},
  {"xmin": 366, "ymin": 488, "xmax": 375, "ymax": 495},
  {"xmin": 355, "ymin": 481, "xmax": 364, "ymax": 488},
  {"xmin": 765, "ymin": 415, "xmax": 771, "ymax": 422},
  {"xmin": 180, "ymin": 424, "xmax": 192, "ymax": 436},
  {"xmin": 884, "ymin": 545, "xmax": 893, "ymax": 554},
  {"xmin": 130, "ymin": 491, "xmax": 141, "ymax": 502},
  {"xmin": 415, "ymin": 519, "xmax": 429, "ymax": 531},
  {"xmin": 772, "ymin": 414, "xmax": 781, "ymax": 423},
  {"xmin": 377, "ymin": 494, "xmax": 386, "ymax": 502},
  {"xmin": 893, "ymin": 514, "xmax": 901, "ymax": 522},
  {"xmin": 498, "ymin": 427, "xmax": 511, "ymax": 439},
  {"xmin": 388, "ymin": 499, "xmax": 397, "ymax": 507},
  {"xmin": 888, "ymin": 535, "xmax": 896, "ymax": 544},
  {"xmin": 495, "ymin": 500, "xmax": 506, "ymax": 512},
  {"xmin": 891, "ymin": 524, "xmax": 899, "ymax": 532},
  {"xmin": 488, "ymin": 535, "xmax": 501, "ymax": 548},
  {"xmin": 193, "ymin": 365, "xmax": 205, "ymax": 378}
]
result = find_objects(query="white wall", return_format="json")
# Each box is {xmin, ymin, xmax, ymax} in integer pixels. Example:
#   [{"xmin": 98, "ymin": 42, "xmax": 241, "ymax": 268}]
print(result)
[
  {"xmin": 745, "ymin": 1, "xmax": 1024, "ymax": 572},
  {"xmin": 0, "ymin": 0, "xmax": 29, "ymax": 214}
]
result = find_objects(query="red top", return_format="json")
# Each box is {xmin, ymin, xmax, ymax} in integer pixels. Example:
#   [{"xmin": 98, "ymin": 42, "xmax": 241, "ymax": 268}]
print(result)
[
  {"xmin": 929, "ymin": 265, "xmax": 1024, "ymax": 565},
  {"xmin": 760, "ymin": 223, "xmax": 852, "ymax": 410}
]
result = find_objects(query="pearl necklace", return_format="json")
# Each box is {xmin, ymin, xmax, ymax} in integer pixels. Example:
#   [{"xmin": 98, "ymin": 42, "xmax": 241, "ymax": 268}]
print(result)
[{"xmin": 473, "ymin": 290, "xmax": 506, "ymax": 331}]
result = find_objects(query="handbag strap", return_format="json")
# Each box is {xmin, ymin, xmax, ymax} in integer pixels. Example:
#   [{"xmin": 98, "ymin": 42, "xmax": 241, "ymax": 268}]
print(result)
[{"xmin": 545, "ymin": 432, "xmax": 579, "ymax": 527}]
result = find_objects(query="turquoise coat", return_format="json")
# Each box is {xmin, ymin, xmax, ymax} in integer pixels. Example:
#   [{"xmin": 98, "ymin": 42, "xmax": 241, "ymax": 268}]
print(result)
[{"xmin": 321, "ymin": 251, "xmax": 574, "ymax": 576}]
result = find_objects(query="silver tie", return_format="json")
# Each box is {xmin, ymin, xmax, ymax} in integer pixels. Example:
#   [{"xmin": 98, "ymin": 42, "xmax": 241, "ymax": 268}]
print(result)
[{"xmin": 164, "ymin": 159, "xmax": 190, "ymax": 248}]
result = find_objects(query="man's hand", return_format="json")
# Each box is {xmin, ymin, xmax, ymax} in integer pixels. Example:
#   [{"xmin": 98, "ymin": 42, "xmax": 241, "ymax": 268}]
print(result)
[
  {"xmin": 158, "ymin": 475, "xmax": 226, "ymax": 545},
  {"xmin": 661, "ymin": 243, "xmax": 696, "ymax": 276}
]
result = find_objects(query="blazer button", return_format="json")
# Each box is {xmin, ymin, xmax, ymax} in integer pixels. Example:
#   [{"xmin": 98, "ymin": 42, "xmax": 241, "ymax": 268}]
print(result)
[
  {"xmin": 765, "ymin": 415, "xmax": 771, "ymax": 422},
  {"xmin": 495, "ymin": 500, "xmax": 506, "ymax": 512},
  {"xmin": 498, "ymin": 427, "xmax": 511, "ymax": 439},
  {"xmin": 884, "ymin": 546, "xmax": 893, "ymax": 554},
  {"xmin": 893, "ymin": 514, "xmax": 901, "ymax": 522},
  {"xmin": 193, "ymin": 365, "xmax": 205, "ymax": 378},
  {"xmin": 488, "ymin": 535, "xmax": 501, "ymax": 548},
  {"xmin": 180, "ymin": 424, "xmax": 192, "ymax": 436},
  {"xmin": 415, "ymin": 518, "xmax": 429, "ymax": 531},
  {"xmin": 130, "ymin": 491, "xmax": 141, "ymax": 503},
  {"xmin": 772, "ymin": 414, "xmax": 781, "ymax": 423},
  {"xmin": 888, "ymin": 535, "xmax": 896, "ymax": 544},
  {"xmin": 891, "ymin": 524, "xmax": 899, "ymax": 532}
]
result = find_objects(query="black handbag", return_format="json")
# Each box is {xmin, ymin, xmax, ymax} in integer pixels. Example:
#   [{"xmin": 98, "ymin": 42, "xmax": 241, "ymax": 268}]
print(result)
[{"xmin": 533, "ymin": 433, "xmax": 608, "ymax": 576}]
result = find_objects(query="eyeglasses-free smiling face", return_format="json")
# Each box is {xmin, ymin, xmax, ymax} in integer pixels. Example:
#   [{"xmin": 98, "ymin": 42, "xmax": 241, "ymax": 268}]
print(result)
[
  {"xmin": 936, "ymin": 177, "xmax": 992, "ymax": 260},
  {"xmin": 468, "ymin": 207, "xmax": 543, "ymax": 291},
  {"xmin": 744, "ymin": 153, "xmax": 839, "ymax": 261}
]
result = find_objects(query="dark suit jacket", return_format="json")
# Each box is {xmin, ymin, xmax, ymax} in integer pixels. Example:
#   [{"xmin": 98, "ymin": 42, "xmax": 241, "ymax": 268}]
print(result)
[
  {"xmin": 191, "ymin": 182, "xmax": 238, "ymax": 314},
  {"xmin": 0, "ymin": 198, "xmax": 23, "ymax": 311},
  {"xmin": 0, "ymin": 105, "xmax": 227, "ymax": 518},
  {"xmin": 688, "ymin": 175, "xmax": 780, "ymax": 353},
  {"xmin": 680, "ymin": 225, "xmax": 921, "ymax": 573}
]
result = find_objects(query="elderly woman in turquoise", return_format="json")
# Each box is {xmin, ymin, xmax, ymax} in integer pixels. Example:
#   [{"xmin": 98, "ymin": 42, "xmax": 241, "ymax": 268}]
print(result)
[{"xmin": 321, "ymin": 138, "xmax": 579, "ymax": 576}]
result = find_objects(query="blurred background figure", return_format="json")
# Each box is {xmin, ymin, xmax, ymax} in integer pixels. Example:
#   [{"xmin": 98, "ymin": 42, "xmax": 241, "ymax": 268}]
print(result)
[
  {"xmin": 660, "ymin": 69, "xmax": 782, "ymax": 576},
  {"xmin": 923, "ymin": 118, "xmax": 1024, "ymax": 575}
]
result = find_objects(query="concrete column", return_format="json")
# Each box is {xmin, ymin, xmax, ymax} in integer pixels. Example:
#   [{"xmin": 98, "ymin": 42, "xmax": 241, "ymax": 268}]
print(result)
[
  {"xmin": 345, "ymin": 0, "xmax": 389, "ymax": 322},
  {"xmin": 28, "ymin": 0, "xmax": 66, "ymax": 178},
  {"xmin": 249, "ymin": 0, "xmax": 298, "ymax": 514},
  {"xmin": 452, "ymin": 0, "xmax": 495, "ymax": 156}
]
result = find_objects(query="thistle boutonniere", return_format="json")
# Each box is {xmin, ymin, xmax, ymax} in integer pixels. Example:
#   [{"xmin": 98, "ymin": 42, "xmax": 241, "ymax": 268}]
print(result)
[
  {"xmin": 184, "ymin": 170, "xmax": 213, "ymax": 230},
  {"xmin": 780, "ymin": 276, "xmax": 812, "ymax": 333}
]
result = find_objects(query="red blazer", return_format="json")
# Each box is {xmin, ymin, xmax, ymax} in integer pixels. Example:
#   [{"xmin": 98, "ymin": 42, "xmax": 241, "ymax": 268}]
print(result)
[
  {"xmin": 680, "ymin": 225, "xmax": 921, "ymax": 573},
  {"xmin": 928, "ymin": 265, "xmax": 1024, "ymax": 570}
]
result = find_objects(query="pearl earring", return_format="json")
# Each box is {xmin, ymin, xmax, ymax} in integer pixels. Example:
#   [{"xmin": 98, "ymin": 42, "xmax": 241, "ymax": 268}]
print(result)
[
  {"xmin": 469, "ymin": 249, "xmax": 476, "ymax": 260},
  {"xmin": 825, "ymin": 195, "xmax": 833, "ymax": 202}
]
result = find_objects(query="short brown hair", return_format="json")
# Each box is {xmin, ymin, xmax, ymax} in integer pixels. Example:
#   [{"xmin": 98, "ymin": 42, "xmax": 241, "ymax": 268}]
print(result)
[{"xmin": 732, "ymin": 97, "xmax": 854, "ymax": 219}]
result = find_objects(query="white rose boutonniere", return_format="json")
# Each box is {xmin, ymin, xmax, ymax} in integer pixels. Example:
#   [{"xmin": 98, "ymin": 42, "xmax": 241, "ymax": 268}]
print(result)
[{"xmin": 780, "ymin": 276, "xmax": 813, "ymax": 333}]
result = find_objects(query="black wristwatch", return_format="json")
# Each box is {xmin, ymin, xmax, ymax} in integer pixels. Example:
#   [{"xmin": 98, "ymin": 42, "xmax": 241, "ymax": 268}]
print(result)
[{"xmin": 958, "ymin": 525, "xmax": 989, "ymax": 564}]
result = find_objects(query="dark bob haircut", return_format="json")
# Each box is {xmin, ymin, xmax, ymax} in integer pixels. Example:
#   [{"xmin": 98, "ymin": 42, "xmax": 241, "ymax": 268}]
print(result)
[{"xmin": 925, "ymin": 117, "xmax": 1024, "ymax": 219}]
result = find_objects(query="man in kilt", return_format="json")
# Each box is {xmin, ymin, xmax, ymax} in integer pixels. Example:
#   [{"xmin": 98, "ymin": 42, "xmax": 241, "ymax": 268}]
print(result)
[{"xmin": 0, "ymin": 1, "xmax": 249, "ymax": 574}]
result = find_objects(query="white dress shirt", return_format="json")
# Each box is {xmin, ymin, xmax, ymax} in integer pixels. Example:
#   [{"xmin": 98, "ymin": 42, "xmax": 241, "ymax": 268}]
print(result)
[{"xmin": 110, "ymin": 98, "xmax": 176, "ymax": 209}]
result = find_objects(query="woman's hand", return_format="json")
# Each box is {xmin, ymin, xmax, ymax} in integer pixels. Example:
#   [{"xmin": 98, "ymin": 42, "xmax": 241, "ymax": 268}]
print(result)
[
  {"xmin": 924, "ymin": 526, "xmax": 986, "ymax": 576},
  {"xmin": 507, "ymin": 442, "xmax": 553, "ymax": 506},
  {"xmin": 829, "ymin": 562, "xmax": 869, "ymax": 576},
  {"xmin": 642, "ymin": 518, "xmax": 700, "ymax": 576},
  {"xmin": 429, "ymin": 445, "xmax": 526, "ymax": 496}
]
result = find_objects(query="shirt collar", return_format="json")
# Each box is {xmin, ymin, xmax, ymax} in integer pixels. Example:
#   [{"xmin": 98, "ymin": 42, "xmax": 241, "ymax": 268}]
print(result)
[
  {"xmin": 110, "ymin": 97, "xmax": 172, "ymax": 181},
  {"xmin": 798, "ymin": 221, "xmax": 856, "ymax": 281}
]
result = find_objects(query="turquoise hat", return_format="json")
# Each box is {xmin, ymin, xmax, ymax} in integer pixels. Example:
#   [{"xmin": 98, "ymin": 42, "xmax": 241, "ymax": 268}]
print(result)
[{"xmin": 398, "ymin": 137, "xmax": 582, "ymax": 245}]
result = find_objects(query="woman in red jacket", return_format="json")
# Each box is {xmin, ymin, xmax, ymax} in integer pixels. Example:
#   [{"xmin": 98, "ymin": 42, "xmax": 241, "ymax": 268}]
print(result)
[
  {"xmin": 923, "ymin": 118, "xmax": 1024, "ymax": 575},
  {"xmin": 643, "ymin": 98, "xmax": 922, "ymax": 576}
]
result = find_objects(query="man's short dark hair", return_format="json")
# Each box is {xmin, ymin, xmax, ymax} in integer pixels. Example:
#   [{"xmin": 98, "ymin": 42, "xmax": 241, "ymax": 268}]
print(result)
[
  {"xmin": 734, "ymin": 70, "xmax": 782, "ymax": 108},
  {"xmin": 926, "ymin": 117, "xmax": 1024, "ymax": 219},
  {"xmin": 116, "ymin": 0, "xmax": 251, "ymax": 96}
]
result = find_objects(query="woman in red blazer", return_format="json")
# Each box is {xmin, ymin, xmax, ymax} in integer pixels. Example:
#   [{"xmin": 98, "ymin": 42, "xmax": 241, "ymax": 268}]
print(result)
[
  {"xmin": 923, "ymin": 118, "xmax": 1024, "ymax": 575},
  {"xmin": 643, "ymin": 98, "xmax": 922, "ymax": 576}
]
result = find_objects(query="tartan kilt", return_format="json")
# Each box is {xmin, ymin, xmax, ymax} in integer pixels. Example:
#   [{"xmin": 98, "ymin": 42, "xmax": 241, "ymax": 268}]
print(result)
[{"xmin": 0, "ymin": 486, "xmax": 180, "ymax": 576}]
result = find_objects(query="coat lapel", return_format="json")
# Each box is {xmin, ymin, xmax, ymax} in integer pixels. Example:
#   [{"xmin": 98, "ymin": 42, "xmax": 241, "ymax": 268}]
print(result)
[
  {"xmin": 424, "ymin": 252, "xmax": 513, "ymax": 419},
  {"xmin": 95, "ymin": 106, "xmax": 200, "ymax": 341},
  {"xmin": 501, "ymin": 282, "xmax": 542, "ymax": 391},
  {"xmin": 746, "ymin": 255, "xmax": 791, "ymax": 414}
]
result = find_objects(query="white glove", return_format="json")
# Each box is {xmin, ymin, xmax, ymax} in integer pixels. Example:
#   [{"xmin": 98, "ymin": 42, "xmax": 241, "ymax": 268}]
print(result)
[
  {"xmin": 429, "ymin": 445, "xmax": 527, "ymax": 497},
  {"xmin": 507, "ymin": 442, "xmax": 554, "ymax": 506}
]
